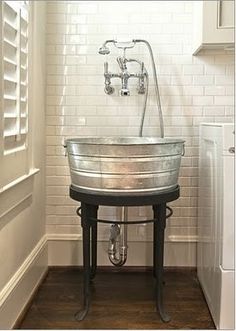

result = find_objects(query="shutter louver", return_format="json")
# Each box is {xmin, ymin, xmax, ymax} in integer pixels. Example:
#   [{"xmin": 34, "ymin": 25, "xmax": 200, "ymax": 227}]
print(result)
[{"xmin": 2, "ymin": 1, "xmax": 29, "ymax": 154}]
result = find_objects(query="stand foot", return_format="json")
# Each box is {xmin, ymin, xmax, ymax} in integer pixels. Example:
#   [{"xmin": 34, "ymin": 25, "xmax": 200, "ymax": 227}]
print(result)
[
  {"xmin": 157, "ymin": 308, "xmax": 171, "ymax": 323},
  {"xmin": 75, "ymin": 305, "xmax": 89, "ymax": 321},
  {"xmin": 156, "ymin": 287, "xmax": 171, "ymax": 322}
]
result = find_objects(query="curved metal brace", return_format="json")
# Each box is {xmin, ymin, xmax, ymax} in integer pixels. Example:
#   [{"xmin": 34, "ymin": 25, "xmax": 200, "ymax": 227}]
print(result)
[{"xmin": 76, "ymin": 206, "xmax": 173, "ymax": 225}]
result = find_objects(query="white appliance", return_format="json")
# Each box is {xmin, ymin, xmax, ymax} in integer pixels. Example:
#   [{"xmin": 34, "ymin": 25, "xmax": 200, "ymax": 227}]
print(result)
[{"xmin": 198, "ymin": 123, "xmax": 235, "ymax": 329}]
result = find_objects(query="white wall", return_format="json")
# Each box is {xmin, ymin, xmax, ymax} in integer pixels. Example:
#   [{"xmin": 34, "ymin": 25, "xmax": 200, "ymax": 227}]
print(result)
[
  {"xmin": 45, "ymin": 1, "xmax": 234, "ymax": 266},
  {"xmin": 0, "ymin": 2, "xmax": 47, "ymax": 328}
]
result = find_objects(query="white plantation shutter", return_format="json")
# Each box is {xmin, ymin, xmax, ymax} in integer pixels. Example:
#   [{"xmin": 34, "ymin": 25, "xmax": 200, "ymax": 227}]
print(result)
[
  {"xmin": 0, "ymin": 1, "xmax": 30, "ymax": 188},
  {"xmin": 2, "ymin": 1, "xmax": 28, "ymax": 151}
]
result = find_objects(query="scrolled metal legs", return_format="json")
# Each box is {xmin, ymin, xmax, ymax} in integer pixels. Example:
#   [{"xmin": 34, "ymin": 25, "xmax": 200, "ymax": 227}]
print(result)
[
  {"xmin": 76, "ymin": 201, "xmax": 170, "ymax": 322},
  {"xmin": 153, "ymin": 204, "xmax": 171, "ymax": 323},
  {"xmin": 75, "ymin": 203, "xmax": 98, "ymax": 321}
]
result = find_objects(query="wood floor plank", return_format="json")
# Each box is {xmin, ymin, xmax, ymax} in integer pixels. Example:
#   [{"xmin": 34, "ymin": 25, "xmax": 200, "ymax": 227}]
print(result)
[{"xmin": 19, "ymin": 268, "xmax": 215, "ymax": 330}]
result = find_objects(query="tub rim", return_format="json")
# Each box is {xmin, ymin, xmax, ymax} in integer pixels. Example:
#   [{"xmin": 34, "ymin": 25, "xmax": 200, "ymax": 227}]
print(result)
[{"xmin": 64, "ymin": 136, "xmax": 185, "ymax": 147}]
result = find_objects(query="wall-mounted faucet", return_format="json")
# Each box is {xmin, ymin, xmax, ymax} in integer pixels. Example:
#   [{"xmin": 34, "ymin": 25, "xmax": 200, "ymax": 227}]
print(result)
[
  {"xmin": 99, "ymin": 40, "xmax": 147, "ymax": 96},
  {"xmin": 98, "ymin": 38, "xmax": 164, "ymax": 137},
  {"xmin": 103, "ymin": 58, "xmax": 147, "ymax": 96}
]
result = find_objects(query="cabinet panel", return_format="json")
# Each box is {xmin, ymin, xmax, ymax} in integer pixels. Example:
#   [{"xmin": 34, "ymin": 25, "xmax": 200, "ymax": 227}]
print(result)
[
  {"xmin": 193, "ymin": 0, "xmax": 234, "ymax": 55},
  {"xmin": 218, "ymin": 0, "xmax": 234, "ymax": 28}
]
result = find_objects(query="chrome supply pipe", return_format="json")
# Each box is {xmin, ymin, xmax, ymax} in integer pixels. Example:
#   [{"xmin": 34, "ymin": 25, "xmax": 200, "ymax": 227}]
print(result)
[
  {"xmin": 108, "ymin": 206, "xmax": 128, "ymax": 267},
  {"xmin": 104, "ymin": 62, "xmax": 114, "ymax": 95}
]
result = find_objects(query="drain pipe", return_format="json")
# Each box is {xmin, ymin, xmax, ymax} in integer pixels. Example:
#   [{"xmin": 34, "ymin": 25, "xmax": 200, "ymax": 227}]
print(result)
[{"xmin": 108, "ymin": 206, "xmax": 128, "ymax": 266}]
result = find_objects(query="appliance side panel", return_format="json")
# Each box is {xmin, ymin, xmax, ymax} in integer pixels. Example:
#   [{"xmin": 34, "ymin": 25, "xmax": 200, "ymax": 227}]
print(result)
[
  {"xmin": 198, "ymin": 124, "xmax": 223, "ymax": 327},
  {"xmin": 222, "ymin": 154, "xmax": 234, "ymax": 270}
]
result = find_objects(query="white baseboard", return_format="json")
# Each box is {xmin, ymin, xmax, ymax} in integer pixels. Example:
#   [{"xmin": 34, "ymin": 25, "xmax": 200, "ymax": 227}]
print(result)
[
  {"xmin": 48, "ymin": 237, "xmax": 196, "ymax": 267},
  {"xmin": 0, "ymin": 235, "xmax": 48, "ymax": 329}
]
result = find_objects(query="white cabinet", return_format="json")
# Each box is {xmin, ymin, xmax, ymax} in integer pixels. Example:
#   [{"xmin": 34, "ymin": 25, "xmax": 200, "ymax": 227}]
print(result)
[{"xmin": 193, "ymin": 0, "xmax": 234, "ymax": 55}]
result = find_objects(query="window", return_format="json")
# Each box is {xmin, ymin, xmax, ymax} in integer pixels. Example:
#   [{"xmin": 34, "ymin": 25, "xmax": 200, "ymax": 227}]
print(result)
[{"xmin": 0, "ymin": 1, "xmax": 30, "ymax": 188}]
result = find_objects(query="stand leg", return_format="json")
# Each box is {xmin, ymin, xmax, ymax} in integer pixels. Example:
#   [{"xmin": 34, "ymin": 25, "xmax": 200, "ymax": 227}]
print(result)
[
  {"xmin": 90, "ymin": 206, "xmax": 98, "ymax": 280},
  {"xmin": 75, "ymin": 203, "xmax": 92, "ymax": 321},
  {"xmin": 153, "ymin": 204, "xmax": 170, "ymax": 323},
  {"xmin": 153, "ymin": 211, "xmax": 157, "ymax": 278}
]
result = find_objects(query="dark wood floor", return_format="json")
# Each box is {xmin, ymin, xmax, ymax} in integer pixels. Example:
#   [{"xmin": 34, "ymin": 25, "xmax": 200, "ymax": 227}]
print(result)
[{"xmin": 18, "ymin": 268, "xmax": 215, "ymax": 330}]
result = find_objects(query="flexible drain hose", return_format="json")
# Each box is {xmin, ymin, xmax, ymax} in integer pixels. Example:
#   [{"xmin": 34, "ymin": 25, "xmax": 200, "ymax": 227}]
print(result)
[{"xmin": 134, "ymin": 39, "xmax": 164, "ymax": 138}]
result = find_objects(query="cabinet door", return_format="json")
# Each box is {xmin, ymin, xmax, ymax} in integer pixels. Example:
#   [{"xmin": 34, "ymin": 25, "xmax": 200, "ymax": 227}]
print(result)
[
  {"xmin": 202, "ymin": 0, "xmax": 234, "ymax": 45},
  {"xmin": 193, "ymin": 0, "xmax": 234, "ymax": 54},
  {"xmin": 218, "ymin": 0, "xmax": 234, "ymax": 29}
]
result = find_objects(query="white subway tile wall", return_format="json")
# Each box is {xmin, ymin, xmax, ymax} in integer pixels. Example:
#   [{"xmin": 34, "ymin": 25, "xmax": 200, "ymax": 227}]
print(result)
[{"xmin": 46, "ymin": 1, "xmax": 234, "ymax": 251}]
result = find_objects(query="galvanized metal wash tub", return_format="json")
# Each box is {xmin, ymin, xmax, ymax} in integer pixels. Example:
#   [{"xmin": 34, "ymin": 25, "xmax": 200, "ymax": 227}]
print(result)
[{"xmin": 65, "ymin": 137, "xmax": 185, "ymax": 194}]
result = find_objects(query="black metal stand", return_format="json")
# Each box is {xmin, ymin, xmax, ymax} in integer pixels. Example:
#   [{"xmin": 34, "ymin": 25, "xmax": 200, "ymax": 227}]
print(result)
[{"xmin": 70, "ymin": 185, "xmax": 180, "ymax": 322}]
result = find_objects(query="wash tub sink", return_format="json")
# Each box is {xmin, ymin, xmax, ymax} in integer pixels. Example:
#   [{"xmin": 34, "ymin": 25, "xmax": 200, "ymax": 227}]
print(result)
[{"xmin": 65, "ymin": 137, "xmax": 185, "ymax": 195}]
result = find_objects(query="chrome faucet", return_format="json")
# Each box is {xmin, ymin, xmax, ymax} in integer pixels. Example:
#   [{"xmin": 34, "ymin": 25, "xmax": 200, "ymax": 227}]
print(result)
[
  {"xmin": 103, "ymin": 58, "xmax": 146, "ymax": 96},
  {"xmin": 99, "ymin": 40, "xmax": 147, "ymax": 96},
  {"xmin": 99, "ymin": 38, "xmax": 164, "ymax": 136}
]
